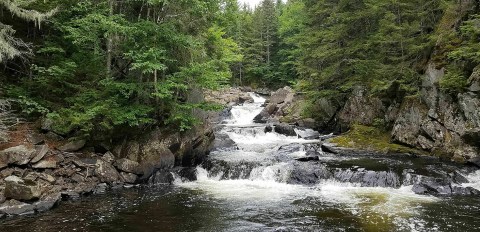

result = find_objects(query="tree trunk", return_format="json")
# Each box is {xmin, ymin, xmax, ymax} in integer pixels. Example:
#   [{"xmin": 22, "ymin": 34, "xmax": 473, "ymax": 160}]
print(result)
[{"xmin": 106, "ymin": 0, "xmax": 114, "ymax": 77}]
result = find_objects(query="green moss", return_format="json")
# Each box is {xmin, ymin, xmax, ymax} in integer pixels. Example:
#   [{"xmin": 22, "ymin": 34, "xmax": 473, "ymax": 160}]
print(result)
[{"xmin": 329, "ymin": 124, "xmax": 426, "ymax": 155}]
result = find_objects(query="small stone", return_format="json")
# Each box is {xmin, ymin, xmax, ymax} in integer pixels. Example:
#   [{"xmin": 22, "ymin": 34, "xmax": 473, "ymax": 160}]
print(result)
[
  {"xmin": 37, "ymin": 173, "xmax": 56, "ymax": 183},
  {"xmin": 24, "ymin": 172, "xmax": 38, "ymax": 182},
  {"xmin": 71, "ymin": 174, "xmax": 84, "ymax": 183},
  {"xmin": 61, "ymin": 191, "xmax": 80, "ymax": 200},
  {"xmin": 120, "ymin": 172, "xmax": 137, "ymax": 184},
  {"xmin": 93, "ymin": 183, "xmax": 108, "ymax": 195},
  {"xmin": 58, "ymin": 140, "xmax": 86, "ymax": 152},
  {"xmin": 30, "ymin": 144, "xmax": 49, "ymax": 163}
]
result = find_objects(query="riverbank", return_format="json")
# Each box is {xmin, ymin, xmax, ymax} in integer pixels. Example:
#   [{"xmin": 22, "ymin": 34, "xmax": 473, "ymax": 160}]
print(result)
[{"xmin": 0, "ymin": 87, "xmax": 255, "ymax": 217}]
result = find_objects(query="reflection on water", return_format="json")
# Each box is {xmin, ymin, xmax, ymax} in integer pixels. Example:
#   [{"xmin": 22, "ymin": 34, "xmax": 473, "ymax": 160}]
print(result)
[{"xmin": 1, "ymin": 186, "xmax": 480, "ymax": 232}]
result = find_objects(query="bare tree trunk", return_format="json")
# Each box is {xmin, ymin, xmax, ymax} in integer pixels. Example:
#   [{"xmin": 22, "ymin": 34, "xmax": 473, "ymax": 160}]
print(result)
[{"xmin": 106, "ymin": 0, "xmax": 114, "ymax": 77}]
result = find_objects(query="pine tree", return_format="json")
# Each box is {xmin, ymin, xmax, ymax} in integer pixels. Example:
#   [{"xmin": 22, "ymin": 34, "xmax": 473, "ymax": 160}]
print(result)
[{"xmin": 0, "ymin": 0, "xmax": 56, "ymax": 62}]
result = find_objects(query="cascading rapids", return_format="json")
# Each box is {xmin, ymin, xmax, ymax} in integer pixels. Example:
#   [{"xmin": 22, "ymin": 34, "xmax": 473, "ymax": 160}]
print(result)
[{"xmin": 174, "ymin": 92, "xmax": 480, "ymax": 230}]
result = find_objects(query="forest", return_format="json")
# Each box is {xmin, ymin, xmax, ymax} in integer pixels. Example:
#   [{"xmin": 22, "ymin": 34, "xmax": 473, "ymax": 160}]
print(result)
[{"xmin": 1, "ymin": 0, "xmax": 479, "ymax": 139}]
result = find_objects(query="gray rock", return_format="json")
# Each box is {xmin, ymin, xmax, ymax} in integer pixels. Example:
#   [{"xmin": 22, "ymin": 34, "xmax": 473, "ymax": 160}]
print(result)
[
  {"xmin": 0, "ymin": 145, "xmax": 35, "ymax": 167},
  {"xmin": 462, "ymin": 129, "xmax": 480, "ymax": 148},
  {"xmin": 58, "ymin": 140, "xmax": 86, "ymax": 152},
  {"xmin": 137, "ymin": 143, "xmax": 175, "ymax": 178},
  {"xmin": 41, "ymin": 118, "xmax": 54, "ymax": 132},
  {"xmin": 467, "ymin": 157, "xmax": 480, "ymax": 168},
  {"xmin": 120, "ymin": 172, "xmax": 137, "ymax": 184},
  {"xmin": 114, "ymin": 158, "xmax": 140, "ymax": 174},
  {"xmin": 28, "ymin": 134, "xmax": 45, "ymax": 145},
  {"xmin": 32, "ymin": 155, "xmax": 58, "ymax": 169},
  {"xmin": 4, "ymin": 176, "xmax": 41, "ymax": 201},
  {"xmin": 270, "ymin": 86, "xmax": 294, "ymax": 105},
  {"xmin": 61, "ymin": 191, "xmax": 80, "ymax": 200},
  {"xmin": 264, "ymin": 125, "xmax": 273, "ymax": 133},
  {"xmin": 295, "ymin": 128, "xmax": 320, "ymax": 139},
  {"xmin": 30, "ymin": 144, "xmax": 49, "ymax": 163},
  {"xmin": 0, "ymin": 192, "xmax": 5, "ymax": 204},
  {"xmin": 211, "ymin": 133, "xmax": 237, "ymax": 151},
  {"xmin": 274, "ymin": 123, "xmax": 297, "ymax": 136},
  {"xmin": 102, "ymin": 151, "xmax": 115, "ymax": 164},
  {"xmin": 253, "ymin": 110, "xmax": 270, "ymax": 123},
  {"xmin": 93, "ymin": 183, "xmax": 108, "ymax": 195},
  {"xmin": 0, "ymin": 200, "xmax": 35, "ymax": 215},
  {"xmin": 338, "ymin": 87, "xmax": 385, "ymax": 126},
  {"xmin": 34, "ymin": 193, "xmax": 61, "ymax": 212},
  {"xmin": 95, "ymin": 159, "xmax": 120, "ymax": 183},
  {"xmin": 148, "ymin": 170, "xmax": 174, "ymax": 185},
  {"xmin": 468, "ymin": 65, "xmax": 480, "ymax": 93},
  {"xmin": 37, "ymin": 173, "xmax": 56, "ymax": 183},
  {"xmin": 321, "ymin": 143, "xmax": 339, "ymax": 154}
]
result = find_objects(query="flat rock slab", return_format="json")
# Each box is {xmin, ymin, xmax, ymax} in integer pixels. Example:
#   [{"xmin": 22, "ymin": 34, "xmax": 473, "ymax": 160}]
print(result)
[
  {"xmin": 59, "ymin": 140, "xmax": 86, "ymax": 152},
  {"xmin": 0, "ymin": 145, "xmax": 35, "ymax": 167},
  {"xmin": 0, "ymin": 200, "xmax": 35, "ymax": 215},
  {"xmin": 30, "ymin": 145, "xmax": 49, "ymax": 163}
]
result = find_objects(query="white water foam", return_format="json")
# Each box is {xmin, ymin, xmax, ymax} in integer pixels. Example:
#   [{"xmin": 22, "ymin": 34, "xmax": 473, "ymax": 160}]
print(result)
[
  {"xmin": 225, "ymin": 93, "xmax": 265, "ymax": 126},
  {"xmin": 175, "ymin": 90, "xmax": 439, "ymax": 230},
  {"xmin": 462, "ymin": 170, "xmax": 480, "ymax": 190}
]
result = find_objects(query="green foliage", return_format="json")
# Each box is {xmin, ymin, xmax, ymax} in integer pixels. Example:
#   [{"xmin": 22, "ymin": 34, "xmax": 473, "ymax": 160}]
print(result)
[
  {"xmin": 1, "ymin": 0, "xmax": 241, "ymax": 138},
  {"xmin": 440, "ymin": 66, "xmax": 469, "ymax": 94}
]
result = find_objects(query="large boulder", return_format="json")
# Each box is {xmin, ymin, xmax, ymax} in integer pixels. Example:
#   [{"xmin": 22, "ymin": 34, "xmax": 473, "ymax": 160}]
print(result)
[
  {"xmin": 270, "ymin": 86, "xmax": 294, "ymax": 105},
  {"xmin": 253, "ymin": 110, "xmax": 270, "ymax": 123},
  {"xmin": 94, "ymin": 159, "xmax": 120, "ymax": 183},
  {"xmin": 274, "ymin": 123, "xmax": 297, "ymax": 137},
  {"xmin": 114, "ymin": 158, "xmax": 140, "ymax": 174},
  {"xmin": 4, "ymin": 176, "xmax": 41, "ymax": 201},
  {"xmin": 211, "ymin": 133, "xmax": 237, "ymax": 151},
  {"xmin": 0, "ymin": 145, "xmax": 35, "ymax": 168}
]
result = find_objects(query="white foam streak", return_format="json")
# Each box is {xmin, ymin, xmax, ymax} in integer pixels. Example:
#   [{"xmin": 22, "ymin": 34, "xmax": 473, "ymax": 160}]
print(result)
[{"xmin": 462, "ymin": 170, "xmax": 480, "ymax": 190}]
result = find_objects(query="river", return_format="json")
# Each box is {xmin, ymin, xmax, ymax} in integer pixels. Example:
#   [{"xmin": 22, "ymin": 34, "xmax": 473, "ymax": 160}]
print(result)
[{"xmin": 2, "ymin": 93, "xmax": 480, "ymax": 231}]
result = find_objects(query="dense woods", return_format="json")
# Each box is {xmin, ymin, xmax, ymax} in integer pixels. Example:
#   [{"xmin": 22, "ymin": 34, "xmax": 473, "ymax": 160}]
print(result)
[{"xmin": 1, "ymin": 0, "xmax": 480, "ymax": 139}]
